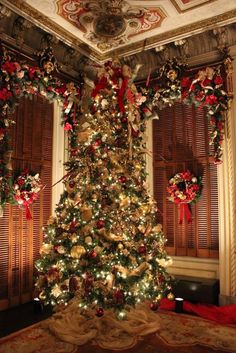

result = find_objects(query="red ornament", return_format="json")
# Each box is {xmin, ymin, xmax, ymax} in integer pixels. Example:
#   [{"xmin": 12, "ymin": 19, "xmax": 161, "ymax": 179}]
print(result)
[
  {"xmin": 118, "ymin": 175, "xmax": 127, "ymax": 183},
  {"xmin": 131, "ymin": 128, "xmax": 139, "ymax": 138},
  {"xmin": 149, "ymin": 301, "xmax": 159, "ymax": 311},
  {"xmin": 96, "ymin": 307, "xmax": 104, "ymax": 317},
  {"xmin": 138, "ymin": 245, "xmax": 146, "ymax": 254},
  {"xmin": 69, "ymin": 181, "xmax": 75, "ymax": 188},
  {"xmin": 70, "ymin": 149, "xmax": 78, "ymax": 156},
  {"xmin": 96, "ymin": 219, "xmax": 105, "ymax": 229},
  {"xmin": 94, "ymin": 139, "xmax": 102, "ymax": 148},
  {"xmin": 121, "ymin": 117, "xmax": 128, "ymax": 124},
  {"xmin": 114, "ymin": 289, "xmax": 124, "ymax": 304},
  {"xmin": 90, "ymin": 250, "xmax": 97, "ymax": 258},
  {"xmin": 70, "ymin": 220, "xmax": 77, "ymax": 232}
]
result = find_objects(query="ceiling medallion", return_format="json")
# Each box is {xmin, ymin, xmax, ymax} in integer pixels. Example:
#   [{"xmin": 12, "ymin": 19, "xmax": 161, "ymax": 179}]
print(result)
[
  {"xmin": 94, "ymin": 14, "xmax": 126, "ymax": 38},
  {"xmin": 57, "ymin": 0, "xmax": 166, "ymax": 52}
]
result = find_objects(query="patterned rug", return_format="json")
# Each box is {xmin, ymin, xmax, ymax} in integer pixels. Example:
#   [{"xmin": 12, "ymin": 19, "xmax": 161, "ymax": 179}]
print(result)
[{"xmin": 0, "ymin": 310, "xmax": 236, "ymax": 353}]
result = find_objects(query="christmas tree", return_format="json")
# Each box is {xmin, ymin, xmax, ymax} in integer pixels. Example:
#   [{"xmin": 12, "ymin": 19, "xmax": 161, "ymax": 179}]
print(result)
[{"xmin": 35, "ymin": 62, "xmax": 173, "ymax": 318}]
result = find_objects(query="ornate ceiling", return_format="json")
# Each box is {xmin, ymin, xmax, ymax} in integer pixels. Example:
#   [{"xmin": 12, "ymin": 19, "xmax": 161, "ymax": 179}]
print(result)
[{"xmin": 1, "ymin": 0, "xmax": 236, "ymax": 62}]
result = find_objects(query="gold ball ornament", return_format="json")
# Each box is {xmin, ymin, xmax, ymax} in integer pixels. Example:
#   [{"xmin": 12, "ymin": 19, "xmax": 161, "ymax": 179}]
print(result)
[
  {"xmin": 167, "ymin": 292, "xmax": 175, "ymax": 301},
  {"xmin": 118, "ymin": 243, "xmax": 124, "ymax": 250}
]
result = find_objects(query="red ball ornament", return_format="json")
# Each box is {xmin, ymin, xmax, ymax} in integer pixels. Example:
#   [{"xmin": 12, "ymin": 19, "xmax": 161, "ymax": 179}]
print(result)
[
  {"xmin": 121, "ymin": 117, "xmax": 128, "ymax": 124},
  {"xmin": 90, "ymin": 250, "xmax": 97, "ymax": 258},
  {"xmin": 94, "ymin": 139, "xmax": 102, "ymax": 148},
  {"xmin": 96, "ymin": 219, "xmax": 105, "ymax": 229},
  {"xmin": 96, "ymin": 307, "xmax": 104, "ymax": 317},
  {"xmin": 69, "ymin": 181, "xmax": 75, "ymax": 188},
  {"xmin": 70, "ymin": 148, "xmax": 79, "ymax": 157},
  {"xmin": 118, "ymin": 175, "xmax": 127, "ymax": 183},
  {"xmin": 138, "ymin": 245, "xmax": 146, "ymax": 254},
  {"xmin": 149, "ymin": 301, "xmax": 159, "ymax": 311}
]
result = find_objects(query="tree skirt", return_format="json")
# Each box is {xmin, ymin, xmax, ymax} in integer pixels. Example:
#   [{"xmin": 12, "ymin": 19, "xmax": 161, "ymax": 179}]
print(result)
[
  {"xmin": 0, "ymin": 305, "xmax": 236, "ymax": 353},
  {"xmin": 45, "ymin": 300, "xmax": 160, "ymax": 350}
]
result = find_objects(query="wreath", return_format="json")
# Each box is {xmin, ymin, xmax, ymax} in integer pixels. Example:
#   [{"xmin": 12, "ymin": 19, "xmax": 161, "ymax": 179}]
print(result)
[
  {"xmin": 167, "ymin": 170, "xmax": 202, "ymax": 224},
  {"xmin": 13, "ymin": 169, "xmax": 42, "ymax": 220}
]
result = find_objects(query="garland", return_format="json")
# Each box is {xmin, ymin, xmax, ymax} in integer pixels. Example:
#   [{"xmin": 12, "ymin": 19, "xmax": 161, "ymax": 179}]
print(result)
[
  {"xmin": 141, "ymin": 60, "xmax": 229, "ymax": 164},
  {"xmin": 0, "ymin": 42, "xmax": 81, "ymax": 214},
  {"xmin": 167, "ymin": 170, "xmax": 203, "ymax": 224}
]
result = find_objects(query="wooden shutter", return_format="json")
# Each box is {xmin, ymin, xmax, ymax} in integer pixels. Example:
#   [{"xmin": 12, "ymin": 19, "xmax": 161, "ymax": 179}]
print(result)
[
  {"xmin": 0, "ymin": 95, "xmax": 53, "ymax": 310},
  {"xmin": 153, "ymin": 102, "xmax": 219, "ymax": 258}
]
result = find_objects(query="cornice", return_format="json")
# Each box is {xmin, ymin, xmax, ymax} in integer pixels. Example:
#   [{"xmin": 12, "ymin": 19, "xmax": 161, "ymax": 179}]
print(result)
[{"xmin": 1, "ymin": 0, "xmax": 236, "ymax": 62}]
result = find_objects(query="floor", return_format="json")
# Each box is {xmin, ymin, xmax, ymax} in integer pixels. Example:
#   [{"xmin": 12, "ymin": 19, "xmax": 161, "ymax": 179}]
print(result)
[{"xmin": 0, "ymin": 301, "xmax": 52, "ymax": 338}]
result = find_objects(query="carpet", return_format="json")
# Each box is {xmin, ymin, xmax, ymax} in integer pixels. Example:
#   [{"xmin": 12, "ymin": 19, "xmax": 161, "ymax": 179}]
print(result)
[{"xmin": 0, "ymin": 310, "xmax": 236, "ymax": 353}]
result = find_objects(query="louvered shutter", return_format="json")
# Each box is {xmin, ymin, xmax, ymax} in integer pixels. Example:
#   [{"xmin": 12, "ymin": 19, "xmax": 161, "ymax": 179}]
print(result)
[
  {"xmin": 0, "ymin": 95, "xmax": 53, "ymax": 310},
  {"xmin": 153, "ymin": 102, "xmax": 219, "ymax": 258}
]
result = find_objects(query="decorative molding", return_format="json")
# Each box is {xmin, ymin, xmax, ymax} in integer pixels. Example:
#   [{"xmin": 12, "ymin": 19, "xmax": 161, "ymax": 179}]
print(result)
[
  {"xmin": 212, "ymin": 26, "xmax": 230, "ymax": 53},
  {"xmin": 12, "ymin": 16, "xmax": 31, "ymax": 47},
  {"xmin": 170, "ymin": 0, "xmax": 216, "ymax": 13}
]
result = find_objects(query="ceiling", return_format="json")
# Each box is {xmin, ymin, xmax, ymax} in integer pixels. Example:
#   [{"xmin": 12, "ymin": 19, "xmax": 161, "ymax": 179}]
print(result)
[{"xmin": 1, "ymin": 0, "xmax": 236, "ymax": 62}]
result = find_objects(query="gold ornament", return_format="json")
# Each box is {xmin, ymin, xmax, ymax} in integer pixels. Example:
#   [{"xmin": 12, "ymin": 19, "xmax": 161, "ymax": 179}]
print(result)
[
  {"xmin": 70, "ymin": 245, "xmax": 86, "ymax": 259},
  {"xmin": 85, "ymin": 236, "xmax": 93, "ymax": 245},
  {"xmin": 167, "ymin": 292, "xmax": 175, "ymax": 301},
  {"xmin": 69, "ymin": 233, "xmax": 78, "ymax": 243},
  {"xmin": 39, "ymin": 243, "xmax": 52, "ymax": 255},
  {"xmin": 118, "ymin": 243, "xmax": 124, "ymax": 250},
  {"xmin": 80, "ymin": 206, "xmax": 93, "ymax": 221}
]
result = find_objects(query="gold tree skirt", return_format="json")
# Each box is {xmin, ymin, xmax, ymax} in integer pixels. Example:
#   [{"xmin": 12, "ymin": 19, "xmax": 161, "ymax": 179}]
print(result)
[{"xmin": 45, "ymin": 300, "xmax": 160, "ymax": 350}]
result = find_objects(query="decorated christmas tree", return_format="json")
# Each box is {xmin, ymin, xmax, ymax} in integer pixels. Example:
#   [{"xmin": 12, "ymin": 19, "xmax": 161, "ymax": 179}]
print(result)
[{"xmin": 35, "ymin": 61, "xmax": 173, "ymax": 318}]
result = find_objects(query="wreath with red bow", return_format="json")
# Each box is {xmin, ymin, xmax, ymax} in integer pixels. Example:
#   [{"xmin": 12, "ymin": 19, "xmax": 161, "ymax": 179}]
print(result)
[
  {"xmin": 167, "ymin": 170, "xmax": 202, "ymax": 224},
  {"xmin": 13, "ymin": 169, "xmax": 42, "ymax": 220}
]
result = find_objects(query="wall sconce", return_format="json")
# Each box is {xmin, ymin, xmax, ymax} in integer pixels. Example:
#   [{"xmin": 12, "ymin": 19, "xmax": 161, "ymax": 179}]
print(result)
[{"xmin": 175, "ymin": 297, "xmax": 184, "ymax": 313}]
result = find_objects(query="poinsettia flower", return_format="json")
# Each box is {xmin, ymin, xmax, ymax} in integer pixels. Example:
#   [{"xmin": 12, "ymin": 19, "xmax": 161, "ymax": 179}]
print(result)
[
  {"xmin": 0, "ymin": 88, "xmax": 12, "ymax": 100},
  {"xmin": 2, "ymin": 61, "xmax": 17, "ymax": 74},
  {"xmin": 64, "ymin": 122, "xmax": 73, "ymax": 131},
  {"xmin": 205, "ymin": 94, "xmax": 218, "ymax": 105},
  {"xmin": 214, "ymin": 75, "xmax": 223, "ymax": 85},
  {"xmin": 181, "ymin": 77, "xmax": 191, "ymax": 88}
]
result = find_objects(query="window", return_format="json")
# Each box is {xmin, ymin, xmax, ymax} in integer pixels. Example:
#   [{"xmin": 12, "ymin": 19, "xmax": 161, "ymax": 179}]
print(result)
[
  {"xmin": 153, "ymin": 102, "xmax": 219, "ymax": 258},
  {"xmin": 0, "ymin": 95, "xmax": 53, "ymax": 309}
]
